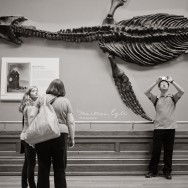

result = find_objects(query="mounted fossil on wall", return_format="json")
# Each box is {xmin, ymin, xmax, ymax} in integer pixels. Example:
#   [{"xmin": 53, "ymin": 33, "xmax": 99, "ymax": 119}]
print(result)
[{"xmin": 0, "ymin": 0, "xmax": 188, "ymax": 120}]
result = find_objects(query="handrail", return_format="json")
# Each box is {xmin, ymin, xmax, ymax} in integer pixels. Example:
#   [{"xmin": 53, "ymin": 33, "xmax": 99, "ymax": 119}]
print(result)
[
  {"xmin": 75, "ymin": 121, "xmax": 188, "ymax": 131},
  {"xmin": 0, "ymin": 120, "xmax": 188, "ymax": 124},
  {"xmin": 77, "ymin": 121, "xmax": 188, "ymax": 124},
  {"xmin": 0, "ymin": 120, "xmax": 187, "ymax": 131}
]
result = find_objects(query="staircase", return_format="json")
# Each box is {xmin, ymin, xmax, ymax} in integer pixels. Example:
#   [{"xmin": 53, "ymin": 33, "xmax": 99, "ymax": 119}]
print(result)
[{"xmin": 0, "ymin": 131, "xmax": 188, "ymax": 176}]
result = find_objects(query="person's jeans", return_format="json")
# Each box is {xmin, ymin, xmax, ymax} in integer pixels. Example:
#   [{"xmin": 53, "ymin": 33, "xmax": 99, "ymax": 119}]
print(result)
[
  {"xmin": 21, "ymin": 140, "xmax": 37, "ymax": 188},
  {"xmin": 35, "ymin": 133, "xmax": 68, "ymax": 188},
  {"xmin": 148, "ymin": 129, "xmax": 175, "ymax": 174},
  {"xmin": 21, "ymin": 153, "xmax": 28, "ymax": 188}
]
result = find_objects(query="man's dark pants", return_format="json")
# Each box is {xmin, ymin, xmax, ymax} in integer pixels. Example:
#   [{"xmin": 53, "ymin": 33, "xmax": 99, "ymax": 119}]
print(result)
[{"xmin": 148, "ymin": 129, "xmax": 175, "ymax": 175}]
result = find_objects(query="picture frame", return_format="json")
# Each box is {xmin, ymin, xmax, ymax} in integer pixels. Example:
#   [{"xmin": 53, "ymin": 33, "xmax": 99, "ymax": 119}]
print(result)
[{"xmin": 0, "ymin": 57, "xmax": 59, "ymax": 101}]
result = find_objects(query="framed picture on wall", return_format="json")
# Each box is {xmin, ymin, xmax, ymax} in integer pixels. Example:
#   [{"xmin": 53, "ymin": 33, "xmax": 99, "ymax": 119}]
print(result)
[{"xmin": 0, "ymin": 57, "xmax": 59, "ymax": 101}]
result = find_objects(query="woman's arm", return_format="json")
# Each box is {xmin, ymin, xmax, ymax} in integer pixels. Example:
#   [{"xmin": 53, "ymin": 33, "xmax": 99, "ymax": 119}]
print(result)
[
  {"xmin": 20, "ymin": 107, "xmax": 30, "ymax": 140},
  {"xmin": 28, "ymin": 96, "xmax": 41, "ymax": 124},
  {"xmin": 66, "ymin": 112, "xmax": 75, "ymax": 147},
  {"xmin": 29, "ymin": 106, "xmax": 39, "ymax": 124},
  {"xmin": 20, "ymin": 108, "xmax": 28, "ymax": 133}
]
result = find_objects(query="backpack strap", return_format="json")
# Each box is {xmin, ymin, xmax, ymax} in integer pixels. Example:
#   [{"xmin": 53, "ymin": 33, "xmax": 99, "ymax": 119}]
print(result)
[
  {"xmin": 48, "ymin": 96, "xmax": 58, "ymax": 105},
  {"xmin": 154, "ymin": 96, "xmax": 159, "ymax": 108},
  {"xmin": 43, "ymin": 95, "xmax": 58, "ymax": 106},
  {"xmin": 167, "ymin": 94, "xmax": 176, "ymax": 105},
  {"xmin": 154, "ymin": 94, "xmax": 175, "ymax": 108},
  {"xmin": 171, "ymin": 96, "xmax": 175, "ymax": 105}
]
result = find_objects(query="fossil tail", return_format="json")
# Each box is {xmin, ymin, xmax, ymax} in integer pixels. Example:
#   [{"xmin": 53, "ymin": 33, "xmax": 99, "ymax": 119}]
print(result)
[{"xmin": 109, "ymin": 55, "xmax": 152, "ymax": 121}]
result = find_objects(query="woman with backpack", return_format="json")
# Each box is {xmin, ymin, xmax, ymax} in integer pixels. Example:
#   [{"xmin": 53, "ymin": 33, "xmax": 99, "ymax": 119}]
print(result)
[{"xmin": 29, "ymin": 79, "xmax": 75, "ymax": 188}]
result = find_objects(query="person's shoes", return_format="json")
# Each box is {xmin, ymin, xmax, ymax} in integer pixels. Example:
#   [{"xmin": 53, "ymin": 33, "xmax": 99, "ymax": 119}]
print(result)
[
  {"xmin": 145, "ymin": 171, "xmax": 158, "ymax": 178},
  {"xmin": 164, "ymin": 173, "xmax": 172, "ymax": 180}
]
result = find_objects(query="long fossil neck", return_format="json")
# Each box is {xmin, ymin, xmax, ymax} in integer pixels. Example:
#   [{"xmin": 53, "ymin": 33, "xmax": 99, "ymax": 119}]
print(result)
[{"xmin": 13, "ymin": 18, "xmax": 115, "ymax": 43}]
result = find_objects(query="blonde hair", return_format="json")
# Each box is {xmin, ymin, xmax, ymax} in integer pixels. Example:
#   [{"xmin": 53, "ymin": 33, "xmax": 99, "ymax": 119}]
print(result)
[{"xmin": 19, "ymin": 86, "xmax": 38, "ymax": 113}]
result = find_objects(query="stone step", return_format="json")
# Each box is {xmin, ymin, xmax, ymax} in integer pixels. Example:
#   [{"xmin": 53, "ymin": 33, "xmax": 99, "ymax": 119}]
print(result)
[
  {"xmin": 0, "ymin": 163, "xmax": 188, "ymax": 176},
  {"xmin": 0, "ymin": 157, "xmax": 187, "ymax": 165}
]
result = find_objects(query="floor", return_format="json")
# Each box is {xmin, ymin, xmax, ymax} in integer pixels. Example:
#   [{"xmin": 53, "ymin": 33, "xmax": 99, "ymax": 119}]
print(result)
[{"xmin": 0, "ymin": 175, "xmax": 187, "ymax": 188}]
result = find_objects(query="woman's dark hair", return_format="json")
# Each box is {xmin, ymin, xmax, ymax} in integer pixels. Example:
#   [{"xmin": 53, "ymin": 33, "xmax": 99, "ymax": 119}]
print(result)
[{"xmin": 46, "ymin": 79, "xmax": 66, "ymax": 97}]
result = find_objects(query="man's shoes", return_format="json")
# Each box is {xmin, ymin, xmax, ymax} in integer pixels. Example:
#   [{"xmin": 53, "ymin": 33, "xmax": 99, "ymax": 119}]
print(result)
[
  {"xmin": 164, "ymin": 173, "xmax": 172, "ymax": 180},
  {"xmin": 145, "ymin": 171, "xmax": 158, "ymax": 178}
]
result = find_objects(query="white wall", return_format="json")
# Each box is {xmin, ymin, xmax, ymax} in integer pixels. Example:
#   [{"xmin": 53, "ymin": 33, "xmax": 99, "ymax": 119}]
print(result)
[{"xmin": 0, "ymin": 0, "xmax": 188, "ymax": 128}]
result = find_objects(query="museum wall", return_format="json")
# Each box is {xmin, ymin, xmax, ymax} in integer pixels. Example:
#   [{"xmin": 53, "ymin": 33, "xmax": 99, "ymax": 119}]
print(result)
[{"xmin": 0, "ymin": 0, "xmax": 188, "ymax": 131}]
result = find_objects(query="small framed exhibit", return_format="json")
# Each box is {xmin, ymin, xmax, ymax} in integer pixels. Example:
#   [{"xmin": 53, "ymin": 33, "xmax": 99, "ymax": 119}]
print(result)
[{"xmin": 0, "ymin": 57, "xmax": 59, "ymax": 101}]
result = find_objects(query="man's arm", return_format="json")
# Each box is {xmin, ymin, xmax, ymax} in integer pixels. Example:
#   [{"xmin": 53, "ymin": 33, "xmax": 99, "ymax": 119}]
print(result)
[
  {"xmin": 172, "ymin": 81, "xmax": 184, "ymax": 97},
  {"xmin": 167, "ymin": 76, "xmax": 184, "ymax": 98},
  {"xmin": 144, "ymin": 77, "xmax": 162, "ymax": 98}
]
